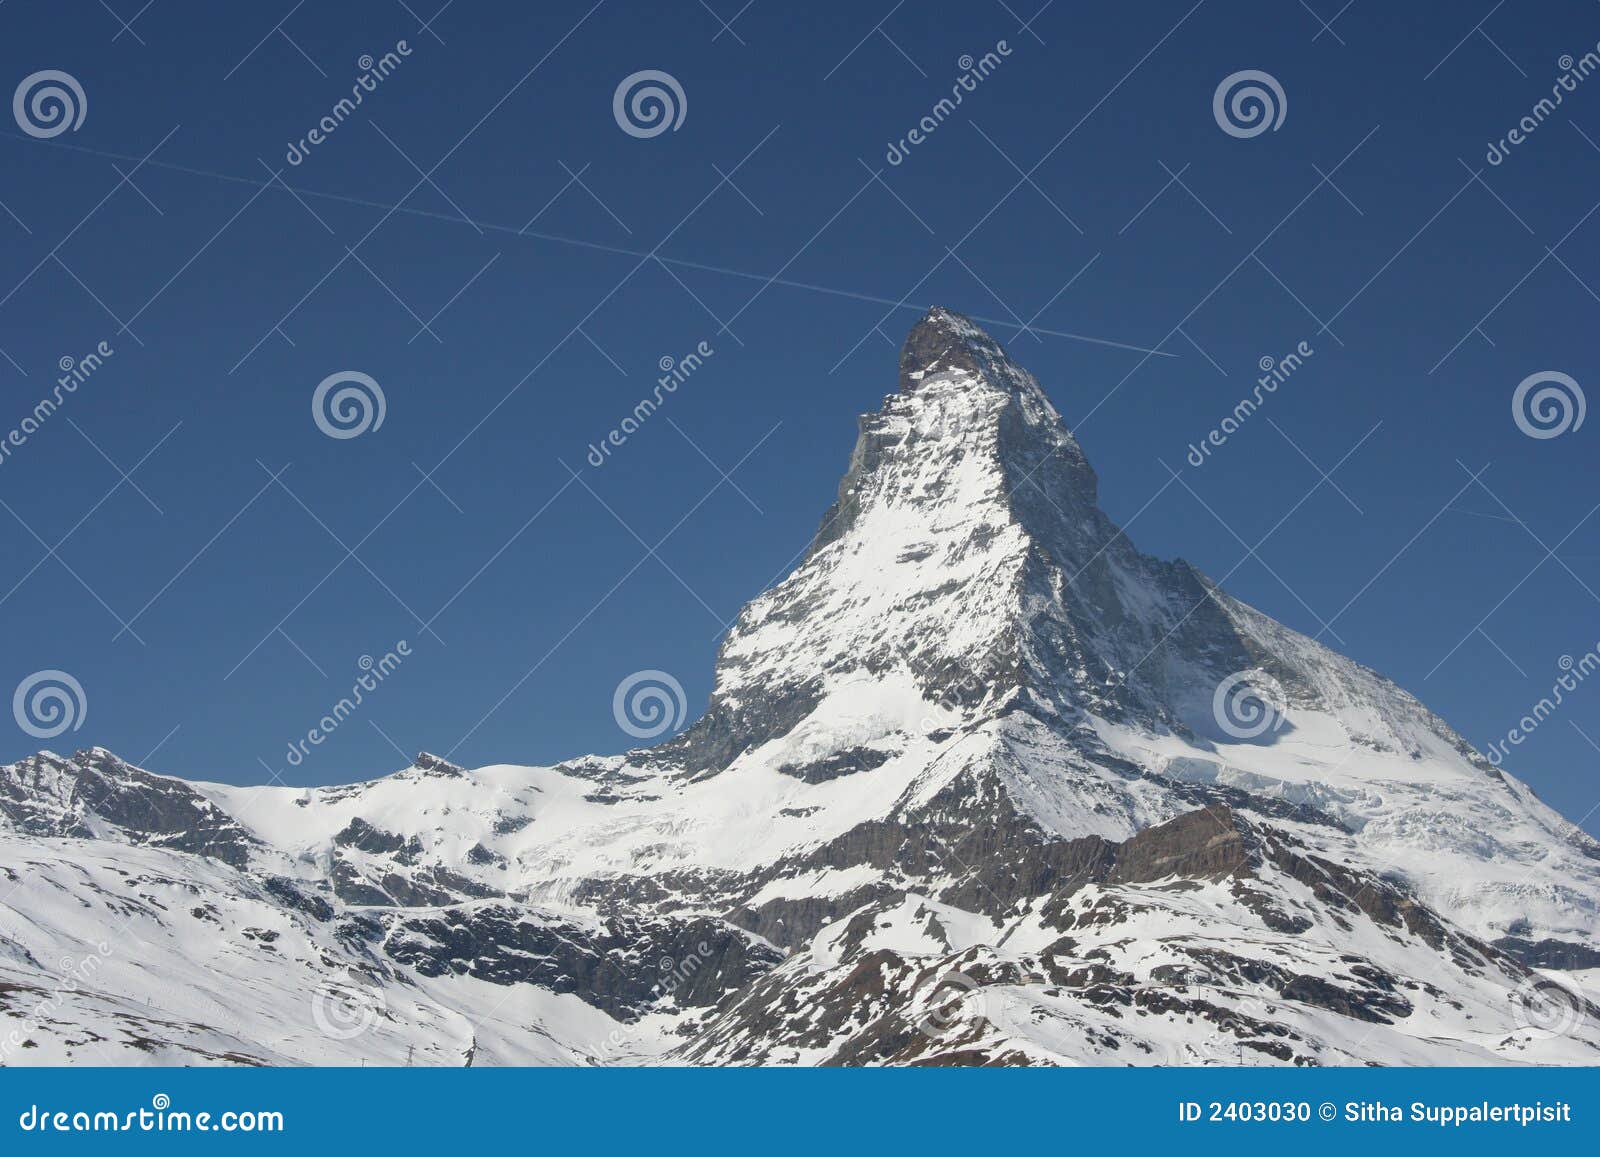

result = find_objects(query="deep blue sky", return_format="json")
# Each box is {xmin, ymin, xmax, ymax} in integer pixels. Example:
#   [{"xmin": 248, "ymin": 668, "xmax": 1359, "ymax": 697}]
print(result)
[{"xmin": 1, "ymin": 1, "xmax": 1597, "ymax": 834}]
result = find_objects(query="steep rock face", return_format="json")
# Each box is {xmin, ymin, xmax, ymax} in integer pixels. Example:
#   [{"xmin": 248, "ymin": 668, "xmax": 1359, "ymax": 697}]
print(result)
[
  {"xmin": 674, "ymin": 807, "xmax": 1564, "ymax": 1067},
  {"xmin": 669, "ymin": 309, "xmax": 1479, "ymax": 779},
  {"xmin": 2, "ymin": 309, "xmax": 1598, "ymax": 1067},
  {"xmin": 0, "ymin": 748, "xmax": 258, "ymax": 866}
]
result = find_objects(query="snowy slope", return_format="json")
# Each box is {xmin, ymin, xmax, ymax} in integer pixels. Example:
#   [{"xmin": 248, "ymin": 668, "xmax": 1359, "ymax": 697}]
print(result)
[{"xmin": 2, "ymin": 308, "xmax": 1597, "ymax": 1066}]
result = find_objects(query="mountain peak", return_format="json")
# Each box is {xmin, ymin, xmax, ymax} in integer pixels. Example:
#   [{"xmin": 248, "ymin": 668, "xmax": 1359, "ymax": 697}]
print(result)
[
  {"xmin": 898, "ymin": 305, "xmax": 1015, "ymax": 392},
  {"xmin": 666, "ymin": 309, "xmax": 1496, "ymax": 789},
  {"xmin": 410, "ymin": 751, "xmax": 466, "ymax": 778}
]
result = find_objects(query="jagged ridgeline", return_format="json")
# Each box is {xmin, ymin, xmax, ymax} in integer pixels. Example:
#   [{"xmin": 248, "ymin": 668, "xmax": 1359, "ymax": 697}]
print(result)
[{"xmin": 3, "ymin": 310, "xmax": 1598, "ymax": 1065}]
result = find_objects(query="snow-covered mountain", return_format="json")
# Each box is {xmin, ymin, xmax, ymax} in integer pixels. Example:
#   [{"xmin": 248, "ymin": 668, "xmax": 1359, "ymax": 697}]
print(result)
[{"xmin": 3, "ymin": 308, "xmax": 1598, "ymax": 1066}]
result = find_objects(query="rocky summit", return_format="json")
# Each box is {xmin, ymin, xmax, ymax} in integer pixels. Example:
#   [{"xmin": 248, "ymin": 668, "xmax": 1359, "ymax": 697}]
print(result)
[{"xmin": 3, "ymin": 308, "xmax": 1598, "ymax": 1066}]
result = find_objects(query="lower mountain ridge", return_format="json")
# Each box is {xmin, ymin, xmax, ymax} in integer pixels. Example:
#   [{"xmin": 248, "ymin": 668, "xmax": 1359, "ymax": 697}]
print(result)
[{"xmin": 3, "ymin": 309, "xmax": 1598, "ymax": 1066}]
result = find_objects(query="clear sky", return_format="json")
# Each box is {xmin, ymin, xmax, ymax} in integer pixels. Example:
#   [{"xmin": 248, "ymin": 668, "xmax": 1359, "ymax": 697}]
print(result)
[{"xmin": 1, "ymin": 1, "xmax": 1597, "ymax": 835}]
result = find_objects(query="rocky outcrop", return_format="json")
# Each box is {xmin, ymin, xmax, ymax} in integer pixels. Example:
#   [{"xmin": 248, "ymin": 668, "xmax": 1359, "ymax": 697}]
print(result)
[
  {"xmin": 1, "ymin": 749, "xmax": 258, "ymax": 867},
  {"xmin": 382, "ymin": 904, "xmax": 782, "ymax": 1018}
]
